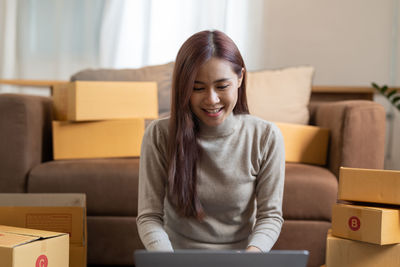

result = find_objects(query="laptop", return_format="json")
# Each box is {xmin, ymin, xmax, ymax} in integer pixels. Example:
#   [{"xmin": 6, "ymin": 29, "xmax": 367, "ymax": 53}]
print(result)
[{"xmin": 134, "ymin": 249, "xmax": 309, "ymax": 267}]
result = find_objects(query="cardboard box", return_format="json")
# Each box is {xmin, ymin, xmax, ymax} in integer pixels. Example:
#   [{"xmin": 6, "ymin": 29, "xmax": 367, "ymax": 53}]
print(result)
[
  {"xmin": 0, "ymin": 225, "xmax": 69, "ymax": 267},
  {"xmin": 275, "ymin": 122, "xmax": 329, "ymax": 165},
  {"xmin": 52, "ymin": 118, "xmax": 144, "ymax": 159},
  {"xmin": 326, "ymin": 230, "xmax": 400, "ymax": 267},
  {"xmin": 0, "ymin": 194, "xmax": 86, "ymax": 267},
  {"xmin": 52, "ymin": 81, "xmax": 158, "ymax": 121},
  {"xmin": 338, "ymin": 167, "xmax": 400, "ymax": 205},
  {"xmin": 332, "ymin": 203, "xmax": 400, "ymax": 245}
]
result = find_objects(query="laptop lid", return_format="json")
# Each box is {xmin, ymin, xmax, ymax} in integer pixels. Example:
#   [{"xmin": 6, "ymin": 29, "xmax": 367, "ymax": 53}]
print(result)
[{"xmin": 134, "ymin": 250, "xmax": 309, "ymax": 267}]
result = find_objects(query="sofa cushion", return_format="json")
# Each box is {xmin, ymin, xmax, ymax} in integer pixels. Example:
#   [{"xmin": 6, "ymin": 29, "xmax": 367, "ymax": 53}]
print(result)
[
  {"xmin": 27, "ymin": 158, "xmax": 139, "ymax": 216},
  {"xmin": 283, "ymin": 163, "xmax": 338, "ymax": 221},
  {"xmin": 87, "ymin": 216, "xmax": 144, "ymax": 265},
  {"xmin": 246, "ymin": 66, "xmax": 314, "ymax": 124},
  {"xmin": 273, "ymin": 220, "xmax": 330, "ymax": 267},
  {"xmin": 27, "ymin": 159, "xmax": 337, "ymax": 221},
  {"xmin": 70, "ymin": 62, "xmax": 174, "ymax": 117}
]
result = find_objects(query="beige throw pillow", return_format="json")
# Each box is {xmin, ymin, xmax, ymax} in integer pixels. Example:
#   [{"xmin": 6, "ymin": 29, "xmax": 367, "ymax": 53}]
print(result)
[{"xmin": 246, "ymin": 66, "xmax": 314, "ymax": 125}]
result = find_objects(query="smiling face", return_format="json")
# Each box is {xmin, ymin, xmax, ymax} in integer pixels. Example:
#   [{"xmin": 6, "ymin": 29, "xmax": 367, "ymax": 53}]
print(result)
[{"xmin": 190, "ymin": 57, "xmax": 244, "ymax": 127}]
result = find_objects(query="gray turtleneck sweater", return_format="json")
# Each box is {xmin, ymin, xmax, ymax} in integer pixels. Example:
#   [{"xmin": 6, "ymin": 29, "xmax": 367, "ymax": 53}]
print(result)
[{"xmin": 137, "ymin": 114, "xmax": 285, "ymax": 252}]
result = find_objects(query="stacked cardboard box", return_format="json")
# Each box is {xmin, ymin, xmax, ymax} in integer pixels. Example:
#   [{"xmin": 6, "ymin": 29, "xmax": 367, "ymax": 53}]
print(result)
[
  {"xmin": 0, "ymin": 225, "xmax": 69, "ymax": 267},
  {"xmin": 275, "ymin": 122, "xmax": 329, "ymax": 165},
  {"xmin": 52, "ymin": 81, "xmax": 158, "ymax": 159},
  {"xmin": 326, "ymin": 167, "xmax": 400, "ymax": 267},
  {"xmin": 0, "ymin": 194, "xmax": 86, "ymax": 267}
]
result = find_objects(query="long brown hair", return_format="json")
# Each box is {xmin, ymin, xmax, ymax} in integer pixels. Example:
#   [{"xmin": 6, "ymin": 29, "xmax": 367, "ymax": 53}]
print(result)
[{"xmin": 167, "ymin": 30, "xmax": 249, "ymax": 219}]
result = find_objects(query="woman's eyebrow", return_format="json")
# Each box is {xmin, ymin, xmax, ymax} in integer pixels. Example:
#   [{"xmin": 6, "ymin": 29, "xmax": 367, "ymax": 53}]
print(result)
[{"xmin": 194, "ymin": 78, "xmax": 231, "ymax": 84}]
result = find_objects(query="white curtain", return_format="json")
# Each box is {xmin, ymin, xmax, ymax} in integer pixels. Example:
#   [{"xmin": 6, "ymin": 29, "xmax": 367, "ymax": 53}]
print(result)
[
  {"xmin": 0, "ymin": 0, "xmax": 105, "ymax": 95},
  {"xmin": 99, "ymin": 0, "xmax": 265, "ymax": 69},
  {"xmin": 0, "ymin": 0, "xmax": 266, "ymax": 94},
  {"xmin": 0, "ymin": 0, "xmax": 18, "ymax": 93}
]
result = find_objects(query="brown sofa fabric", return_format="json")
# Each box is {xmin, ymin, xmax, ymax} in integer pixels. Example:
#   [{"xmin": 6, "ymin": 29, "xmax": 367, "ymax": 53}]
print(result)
[
  {"xmin": 283, "ymin": 163, "xmax": 337, "ymax": 221},
  {"xmin": 273, "ymin": 220, "xmax": 331, "ymax": 267},
  {"xmin": 311, "ymin": 100, "xmax": 385, "ymax": 177},
  {"xmin": 28, "ymin": 158, "xmax": 140, "ymax": 216},
  {"xmin": 87, "ymin": 216, "xmax": 144, "ymax": 265},
  {"xmin": 0, "ymin": 94, "xmax": 53, "ymax": 193}
]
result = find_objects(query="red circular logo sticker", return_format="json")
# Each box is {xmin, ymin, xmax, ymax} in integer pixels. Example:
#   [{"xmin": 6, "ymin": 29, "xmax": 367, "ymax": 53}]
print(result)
[
  {"xmin": 36, "ymin": 255, "xmax": 48, "ymax": 267},
  {"xmin": 348, "ymin": 216, "xmax": 361, "ymax": 231}
]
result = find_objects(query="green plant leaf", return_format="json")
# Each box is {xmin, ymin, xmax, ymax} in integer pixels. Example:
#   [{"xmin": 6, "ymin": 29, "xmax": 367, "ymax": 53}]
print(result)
[
  {"xmin": 392, "ymin": 96, "xmax": 400, "ymax": 104},
  {"xmin": 371, "ymin": 83, "xmax": 389, "ymax": 94},
  {"xmin": 387, "ymin": 89, "xmax": 397, "ymax": 98},
  {"xmin": 371, "ymin": 82, "xmax": 400, "ymax": 112}
]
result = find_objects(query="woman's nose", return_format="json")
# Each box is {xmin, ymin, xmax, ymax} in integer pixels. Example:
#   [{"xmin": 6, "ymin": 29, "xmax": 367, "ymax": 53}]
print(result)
[{"xmin": 204, "ymin": 89, "xmax": 220, "ymax": 105}]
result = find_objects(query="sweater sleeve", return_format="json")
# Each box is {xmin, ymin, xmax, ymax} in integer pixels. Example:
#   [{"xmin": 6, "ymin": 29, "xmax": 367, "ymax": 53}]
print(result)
[
  {"xmin": 136, "ymin": 120, "xmax": 174, "ymax": 251},
  {"xmin": 247, "ymin": 123, "xmax": 285, "ymax": 252}
]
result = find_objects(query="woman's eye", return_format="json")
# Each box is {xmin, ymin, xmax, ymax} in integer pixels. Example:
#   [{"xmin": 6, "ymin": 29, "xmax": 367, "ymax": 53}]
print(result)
[
  {"xmin": 217, "ymin": 84, "xmax": 229, "ymax": 90},
  {"xmin": 193, "ymin": 87, "xmax": 204, "ymax": 91}
]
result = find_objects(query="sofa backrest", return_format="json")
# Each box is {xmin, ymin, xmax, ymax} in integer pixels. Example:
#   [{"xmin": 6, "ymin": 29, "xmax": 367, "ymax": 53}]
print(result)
[{"xmin": 71, "ymin": 63, "xmax": 375, "ymax": 120}]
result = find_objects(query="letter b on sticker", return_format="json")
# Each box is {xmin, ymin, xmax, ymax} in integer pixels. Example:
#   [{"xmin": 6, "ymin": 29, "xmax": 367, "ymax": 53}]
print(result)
[{"xmin": 348, "ymin": 216, "xmax": 361, "ymax": 231}]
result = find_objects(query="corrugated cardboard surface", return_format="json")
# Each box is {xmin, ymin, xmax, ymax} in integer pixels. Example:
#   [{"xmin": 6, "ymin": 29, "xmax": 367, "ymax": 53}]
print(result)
[
  {"xmin": 275, "ymin": 122, "xmax": 329, "ymax": 165},
  {"xmin": 52, "ymin": 118, "xmax": 144, "ymax": 159},
  {"xmin": 70, "ymin": 245, "xmax": 86, "ymax": 267},
  {"xmin": 52, "ymin": 82, "xmax": 70, "ymax": 121},
  {"xmin": 326, "ymin": 230, "xmax": 400, "ymax": 267},
  {"xmin": 0, "ymin": 207, "xmax": 83, "ymax": 244},
  {"xmin": 0, "ymin": 194, "xmax": 86, "ymax": 267},
  {"xmin": 0, "ymin": 231, "xmax": 38, "ymax": 247},
  {"xmin": 0, "ymin": 225, "xmax": 69, "ymax": 267},
  {"xmin": 332, "ymin": 203, "xmax": 400, "ymax": 245},
  {"xmin": 339, "ymin": 167, "xmax": 400, "ymax": 205},
  {"xmin": 52, "ymin": 81, "xmax": 158, "ymax": 121}
]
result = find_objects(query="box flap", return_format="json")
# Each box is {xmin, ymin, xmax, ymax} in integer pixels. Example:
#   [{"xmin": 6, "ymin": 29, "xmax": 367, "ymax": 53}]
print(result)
[
  {"xmin": 0, "ymin": 231, "xmax": 39, "ymax": 248},
  {"xmin": 0, "ymin": 225, "xmax": 65, "ymax": 239},
  {"xmin": 337, "ymin": 203, "xmax": 397, "ymax": 212},
  {"xmin": 0, "ymin": 193, "xmax": 85, "ymax": 207}
]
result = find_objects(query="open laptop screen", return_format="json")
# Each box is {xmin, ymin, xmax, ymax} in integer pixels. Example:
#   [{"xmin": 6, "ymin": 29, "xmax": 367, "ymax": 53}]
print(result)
[{"xmin": 134, "ymin": 250, "xmax": 309, "ymax": 267}]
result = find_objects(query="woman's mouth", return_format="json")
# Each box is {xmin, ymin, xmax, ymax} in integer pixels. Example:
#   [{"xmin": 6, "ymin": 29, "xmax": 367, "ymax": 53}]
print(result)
[{"xmin": 203, "ymin": 107, "xmax": 223, "ymax": 117}]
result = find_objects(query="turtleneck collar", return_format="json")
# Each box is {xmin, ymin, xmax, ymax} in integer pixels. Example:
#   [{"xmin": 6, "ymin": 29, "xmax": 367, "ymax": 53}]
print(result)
[{"xmin": 197, "ymin": 112, "xmax": 240, "ymax": 138}]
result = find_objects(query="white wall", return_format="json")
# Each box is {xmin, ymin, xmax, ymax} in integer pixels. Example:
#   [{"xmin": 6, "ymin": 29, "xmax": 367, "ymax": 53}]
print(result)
[
  {"xmin": 244, "ymin": 0, "xmax": 396, "ymax": 86},
  {"xmin": 241, "ymin": 0, "xmax": 400, "ymax": 170}
]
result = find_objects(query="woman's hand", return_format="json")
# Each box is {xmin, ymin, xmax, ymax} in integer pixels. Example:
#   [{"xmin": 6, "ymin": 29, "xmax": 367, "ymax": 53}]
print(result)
[{"xmin": 246, "ymin": 246, "xmax": 262, "ymax": 252}]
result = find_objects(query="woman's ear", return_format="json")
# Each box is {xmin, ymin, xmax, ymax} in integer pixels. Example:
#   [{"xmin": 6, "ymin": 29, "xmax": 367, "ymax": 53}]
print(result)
[{"xmin": 238, "ymin": 68, "xmax": 245, "ymax": 87}]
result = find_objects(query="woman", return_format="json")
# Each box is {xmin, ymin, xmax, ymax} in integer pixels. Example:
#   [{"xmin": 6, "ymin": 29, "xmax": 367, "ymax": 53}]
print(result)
[{"xmin": 137, "ymin": 30, "xmax": 285, "ymax": 252}]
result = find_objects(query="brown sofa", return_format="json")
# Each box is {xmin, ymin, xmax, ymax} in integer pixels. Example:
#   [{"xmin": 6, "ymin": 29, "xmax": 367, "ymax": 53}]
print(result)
[{"xmin": 0, "ymin": 63, "xmax": 385, "ymax": 267}]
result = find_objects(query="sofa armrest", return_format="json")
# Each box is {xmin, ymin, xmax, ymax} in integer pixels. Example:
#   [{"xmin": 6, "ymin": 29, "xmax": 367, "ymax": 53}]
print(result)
[
  {"xmin": 0, "ymin": 94, "xmax": 53, "ymax": 192},
  {"xmin": 310, "ymin": 100, "xmax": 385, "ymax": 178}
]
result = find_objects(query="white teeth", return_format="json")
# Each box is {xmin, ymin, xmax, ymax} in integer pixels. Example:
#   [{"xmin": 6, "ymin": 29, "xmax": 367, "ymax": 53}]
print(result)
[{"xmin": 205, "ymin": 108, "xmax": 221, "ymax": 113}]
